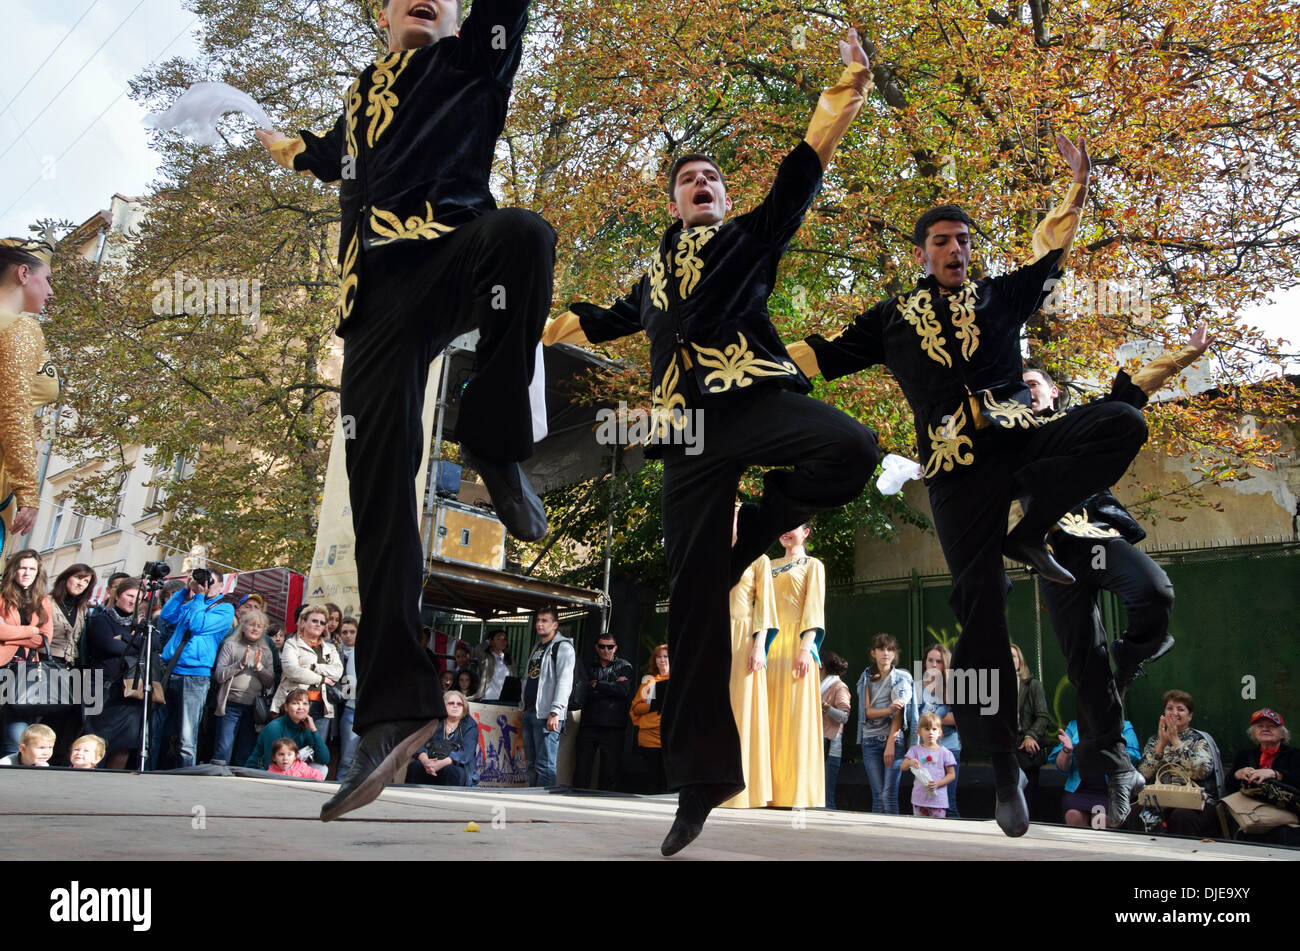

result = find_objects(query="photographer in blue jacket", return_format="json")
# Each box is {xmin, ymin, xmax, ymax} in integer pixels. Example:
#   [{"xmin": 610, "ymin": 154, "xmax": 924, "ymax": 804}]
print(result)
[{"xmin": 158, "ymin": 568, "xmax": 235, "ymax": 767}]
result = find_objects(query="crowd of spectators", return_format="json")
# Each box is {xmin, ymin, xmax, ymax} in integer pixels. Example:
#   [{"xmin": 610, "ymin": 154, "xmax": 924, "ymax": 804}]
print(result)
[{"xmin": 4, "ymin": 553, "xmax": 1295, "ymax": 846}]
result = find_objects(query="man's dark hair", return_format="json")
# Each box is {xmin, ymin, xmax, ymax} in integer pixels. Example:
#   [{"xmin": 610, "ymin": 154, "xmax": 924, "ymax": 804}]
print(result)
[
  {"xmin": 666, "ymin": 153, "xmax": 725, "ymax": 199},
  {"xmin": 912, "ymin": 204, "xmax": 975, "ymax": 247},
  {"xmin": 1022, "ymin": 358, "xmax": 1056, "ymax": 388},
  {"xmin": 536, "ymin": 606, "xmax": 559, "ymax": 624}
]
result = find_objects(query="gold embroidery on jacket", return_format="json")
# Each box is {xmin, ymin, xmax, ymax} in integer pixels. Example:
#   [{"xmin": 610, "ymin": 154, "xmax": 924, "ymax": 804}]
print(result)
[
  {"xmin": 648, "ymin": 255, "xmax": 669, "ymax": 310},
  {"xmin": 899, "ymin": 288, "xmax": 952, "ymax": 368},
  {"xmin": 923, "ymin": 405, "xmax": 974, "ymax": 478},
  {"xmin": 366, "ymin": 51, "xmax": 416, "ymax": 147},
  {"xmin": 344, "ymin": 78, "xmax": 362, "ymax": 158},
  {"xmin": 673, "ymin": 225, "xmax": 718, "ymax": 298},
  {"xmin": 949, "ymin": 283, "xmax": 980, "ymax": 360},
  {"xmin": 650, "ymin": 354, "xmax": 689, "ymax": 438},
  {"xmin": 692, "ymin": 333, "xmax": 798, "ymax": 393},
  {"xmin": 1057, "ymin": 511, "xmax": 1121, "ymax": 539},
  {"xmin": 338, "ymin": 231, "xmax": 360, "ymax": 322},
  {"xmin": 980, "ymin": 391, "xmax": 1040, "ymax": 430},
  {"xmin": 368, "ymin": 203, "xmax": 457, "ymax": 245}
]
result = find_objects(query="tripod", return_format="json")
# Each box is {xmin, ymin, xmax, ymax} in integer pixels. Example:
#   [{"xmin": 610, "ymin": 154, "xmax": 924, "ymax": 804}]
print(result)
[{"xmin": 126, "ymin": 566, "xmax": 170, "ymax": 773}]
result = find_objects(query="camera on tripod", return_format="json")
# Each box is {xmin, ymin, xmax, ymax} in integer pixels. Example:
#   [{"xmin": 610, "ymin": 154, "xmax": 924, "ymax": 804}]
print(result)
[{"xmin": 141, "ymin": 561, "xmax": 172, "ymax": 590}]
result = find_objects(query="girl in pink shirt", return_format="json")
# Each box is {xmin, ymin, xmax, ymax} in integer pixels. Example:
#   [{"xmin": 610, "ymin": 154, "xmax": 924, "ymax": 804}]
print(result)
[{"xmin": 267, "ymin": 737, "xmax": 325, "ymax": 781}]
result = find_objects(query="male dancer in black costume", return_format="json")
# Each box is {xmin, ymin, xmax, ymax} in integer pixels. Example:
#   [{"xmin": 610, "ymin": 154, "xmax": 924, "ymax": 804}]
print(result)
[
  {"xmin": 787, "ymin": 135, "xmax": 1152, "ymax": 836},
  {"xmin": 543, "ymin": 31, "xmax": 880, "ymax": 855},
  {"xmin": 258, "ymin": 0, "xmax": 554, "ymax": 820},
  {"xmin": 1024, "ymin": 323, "xmax": 1210, "ymax": 826}
]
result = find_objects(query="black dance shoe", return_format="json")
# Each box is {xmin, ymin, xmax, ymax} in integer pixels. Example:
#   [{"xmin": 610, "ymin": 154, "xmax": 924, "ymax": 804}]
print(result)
[
  {"xmin": 660, "ymin": 782, "xmax": 744, "ymax": 857},
  {"xmin": 320, "ymin": 719, "xmax": 438, "ymax": 821},
  {"xmin": 461, "ymin": 449, "xmax": 548, "ymax": 542},
  {"xmin": 1111, "ymin": 634, "xmax": 1175, "ymax": 699},
  {"xmin": 1107, "ymin": 768, "xmax": 1146, "ymax": 829},
  {"xmin": 1003, "ymin": 534, "xmax": 1075, "ymax": 585},
  {"xmin": 994, "ymin": 768, "xmax": 1030, "ymax": 838}
]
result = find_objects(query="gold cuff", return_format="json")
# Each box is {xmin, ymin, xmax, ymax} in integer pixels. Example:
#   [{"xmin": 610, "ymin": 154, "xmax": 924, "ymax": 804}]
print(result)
[
  {"xmin": 268, "ymin": 135, "xmax": 307, "ymax": 171},
  {"xmin": 786, "ymin": 340, "xmax": 820, "ymax": 378},
  {"xmin": 803, "ymin": 62, "xmax": 870, "ymax": 168},
  {"xmin": 541, "ymin": 310, "xmax": 591, "ymax": 347}
]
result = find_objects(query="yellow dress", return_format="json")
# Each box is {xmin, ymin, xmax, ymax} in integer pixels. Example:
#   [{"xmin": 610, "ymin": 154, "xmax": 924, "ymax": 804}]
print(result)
[
  {"xmin": 720, "ymin": 554, "xmax": 777, "ymax": 809},
  {"xmin": 767, "ymin": 553, "xmax": 826, "ymax": 808},
  {"xmin": 0, "ymin": 311, "xmax": 59, "ymax": 558}
]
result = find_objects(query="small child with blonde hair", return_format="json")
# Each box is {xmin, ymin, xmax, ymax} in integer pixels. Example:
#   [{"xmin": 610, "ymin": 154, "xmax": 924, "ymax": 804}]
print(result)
[
  {"xmin": 901, "ymin": 712, "xmax": 957, "ymax": 817},
  {"xmin": 69, "ymin": 734, "xmax": 107, "ymax": 769},
  {"xmin": 267, "ymin": 737, "xmax": 325, "ymax": 781},
  {"xmin": 0, "ymin": 724, "xmax": 56, "ymax": 766}
]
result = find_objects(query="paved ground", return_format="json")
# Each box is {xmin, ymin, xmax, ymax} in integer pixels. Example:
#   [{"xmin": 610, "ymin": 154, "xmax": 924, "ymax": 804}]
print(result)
[{"xmin": 1, "ymin": 769, "xmax": 1290, "ymax": 861}]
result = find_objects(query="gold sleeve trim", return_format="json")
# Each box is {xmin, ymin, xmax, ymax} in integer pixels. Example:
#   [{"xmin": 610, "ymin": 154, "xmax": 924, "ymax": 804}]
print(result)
[
  {"xmin": 1130, "ymin": 344, "xmax": 1204, "ymax": 397},
  {"xmin": 1030, "ymin": 183, "xmax": 1085, "ymax": 265},
  {"xmin": 786, "ymin": 340, "xmax": 820, "ymax": 378},
  {"xmin": 269, "ymin": 135, "xmax": 307, "ymax": 172},
  {"xmin": 0, "ymin": 318, "xmax": 46, "ymax": 507},
  {"xmin": 541, "ymin": 310, "xmax": 591, "ymax": 347},
  {"xmin": 802, "ymin": 62, "xmax": 870, "ymax": 169}
]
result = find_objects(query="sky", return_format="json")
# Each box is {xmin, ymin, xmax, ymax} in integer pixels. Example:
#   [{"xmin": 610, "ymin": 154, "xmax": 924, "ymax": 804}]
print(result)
[{"xmin": 1, "ymin": 0, "xmax": 1294, "ymax": 372}]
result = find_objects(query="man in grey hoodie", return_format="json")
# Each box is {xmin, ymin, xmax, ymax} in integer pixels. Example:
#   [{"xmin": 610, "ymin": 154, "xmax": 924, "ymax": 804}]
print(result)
[{"xmin": 521, "ymin": 607, "xmax": 574, "ymax": 787}]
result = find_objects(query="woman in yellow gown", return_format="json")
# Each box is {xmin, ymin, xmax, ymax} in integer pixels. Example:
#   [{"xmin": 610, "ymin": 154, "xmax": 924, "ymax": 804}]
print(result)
[
  {"xmin": 768, "ymin": 523, "xmax": 827, "ymax": 808},
  {"xmin": 721, "ymin": 506, "xmax": 778, "ymax": 809},
  {"xmin": 0, "ymin": 238, "xmax": 60, "ymax": 559}
]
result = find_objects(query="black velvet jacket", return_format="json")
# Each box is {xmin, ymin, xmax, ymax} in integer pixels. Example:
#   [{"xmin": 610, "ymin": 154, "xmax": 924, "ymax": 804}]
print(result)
[
  {"xmin": 566, "ymin": 142, "xmax": 823, "ymax": 446},
  {"xmin": 805, "ymin": 249, "xmax": 1064, "ymax": 482},
  {"xmin": 292, "ymin": 0, "xmax": 529, "ymax": 333},
  {"xmin": 1051, "ymin": 370, "xmax": 1150, "ymax": 542}
]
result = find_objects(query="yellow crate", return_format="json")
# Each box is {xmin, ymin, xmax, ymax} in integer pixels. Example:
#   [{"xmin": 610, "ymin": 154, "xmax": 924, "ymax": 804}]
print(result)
[{"xmin": 432, "ymin": 502, "xmax": 505, "ymax": 570}]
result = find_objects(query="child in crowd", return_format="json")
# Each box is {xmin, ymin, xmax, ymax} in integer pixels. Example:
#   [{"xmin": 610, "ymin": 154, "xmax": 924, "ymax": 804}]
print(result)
[
  {"xmin": 901, "ymin": 712, "xmax": 957, "ymax": 817},
  {"xmin": 267, "ymin": 737, "xmax": 325, "ymax": 781},
  {"xmin": 68, "ymin": 734, "xmax": 107, "ymax": 769},
  {"xmin": 0, "ymin": 723, "xmax": 55, "ymax": 766}
]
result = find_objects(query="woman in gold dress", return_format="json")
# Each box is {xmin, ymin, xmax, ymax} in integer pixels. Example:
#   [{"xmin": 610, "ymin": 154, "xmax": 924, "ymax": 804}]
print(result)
[
  {"xmin": 767, "ymin": 523, "xmax": 827, "ymax": 808},
  {"xmin": 721, "ymin": 506, "xmax": 778, "ymax": 808},
  {"xmin": 0, "ymin": 238, "xmax": 59, "ymax": 559}
]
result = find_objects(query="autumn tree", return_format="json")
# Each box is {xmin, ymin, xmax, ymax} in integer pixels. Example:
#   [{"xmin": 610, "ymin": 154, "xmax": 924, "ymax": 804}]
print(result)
[{"xmin": 38, "ymin": 0, "xmax": 1298, "ymax": 585}]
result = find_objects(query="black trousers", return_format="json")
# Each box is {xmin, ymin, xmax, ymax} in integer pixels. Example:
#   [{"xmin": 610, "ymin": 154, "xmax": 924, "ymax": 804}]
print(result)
[
  {"xmin": 341, "ymin": 209, "xmax": 557, "ymax": 732},
  {"xmin": 659, "ymin": 387, "xmax": 879, "ymax": 790},
  {"xmin": 1043, "ymin": 533, "xmax": 1174, "ymax": 778},
  {"xmin": 927, "ymin": 400, "xmax": 1148, "ymax": 756},
  {"xmin": 574, "ymin": 723, "xmax": 625, "ymax": 791}
]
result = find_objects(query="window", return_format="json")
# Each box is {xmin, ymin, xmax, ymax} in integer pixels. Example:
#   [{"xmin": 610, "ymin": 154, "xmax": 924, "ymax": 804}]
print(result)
[
  {"xmin": 108, "ymin": 475, "xmax": 128, "ymax": 529},
  {"xmin": 45, "ymin": 500, "xmax": 65, "ymax": 550},
  {"xmin": 68, "ymin": 507, "xmax": 86, "ymax": 543}
]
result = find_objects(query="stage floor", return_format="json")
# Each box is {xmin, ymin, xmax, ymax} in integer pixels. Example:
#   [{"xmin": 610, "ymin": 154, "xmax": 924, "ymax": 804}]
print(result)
[{"xmin": 2, "ymin": 770, "xmax": 1292, "ymax": 861}]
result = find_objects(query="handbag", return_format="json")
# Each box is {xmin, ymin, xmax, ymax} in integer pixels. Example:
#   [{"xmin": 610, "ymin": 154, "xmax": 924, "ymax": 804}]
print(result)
[
  {"xmin": 1219, "ymin": 789, "xmax": 1300, "ymax": 836},
  {"xmin": 1137, "ymin": 762, "xmax": 1206, "ymax": 810},
  {"xmin": 253, "ymin": 691, "xmax": 273, "ymax": 726},
  {"xmin": 122, "ymin": 670, "xmax": 166, "ymax": 704},
  {"xmin": 3, "ymin": 639, "xmax": 73, "ymax": 715}
]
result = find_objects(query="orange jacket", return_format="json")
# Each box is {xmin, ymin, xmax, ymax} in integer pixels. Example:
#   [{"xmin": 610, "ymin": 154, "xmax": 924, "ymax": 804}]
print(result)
[
  {"xmin": 630, "ymin": 674, "xmax": 669, "ymax": 749},
  {"xmin": 0, "ymin": 596, "xmax": 54, "ymax": 665}
]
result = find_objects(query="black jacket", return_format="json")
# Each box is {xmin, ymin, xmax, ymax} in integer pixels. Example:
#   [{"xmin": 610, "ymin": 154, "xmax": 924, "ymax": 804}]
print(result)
[
  {"xmin": 1225, "ymin": 743, "xmax": 1300, "ymax": 794},
  {"xmin": 805, "ymin": 250, "xmax": 1065, "ymax": 482},
  {"xmin": 292, "ymin": 0, "xmax": 529, "ymax": 333},
  {"xmin": 582, "ymin": 656, "xmax": 635, "ymax": 728},
  {"xmin": 565, "ymin": 142, "xmax": 823, "ymax": 452}
]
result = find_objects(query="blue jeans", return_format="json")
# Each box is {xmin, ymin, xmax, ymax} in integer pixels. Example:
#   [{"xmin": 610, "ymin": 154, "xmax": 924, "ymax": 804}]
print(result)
[
  {"xmin": 212, "ymin": 702, "xmax": 257, "ymax": 766},
  {"xmin": 338, "ymin": 705, "xmax": 360, "ymax": 775},
  {"xmin": 164, "ymin": 674, "xmax": 211, "ymax": 768},
  {"xmin": 522, "ymin": 715, "xmax": 560, "ymax": 787},
  {"xmin": 861, "ymin": 735, "xmax": 905, "ymax": 815},
  {"xmin": 2, "ymin": 717, "xmax": 28, "ymax": 756}
]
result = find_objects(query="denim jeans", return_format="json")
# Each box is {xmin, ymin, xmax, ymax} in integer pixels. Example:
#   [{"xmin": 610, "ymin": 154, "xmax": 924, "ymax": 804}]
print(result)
[
  {"xmin": 338, "ymin": 705, "xmax": 360, "ymax": 775},
  {"xmin": 164, "ymin": 674, "xmax": 211, "ymax": 768},
  {"xmin": 824, "ymin": 738, "xmax": 843, "ymax": 810},
  {"xmin": 522, "ymin": 714, "xmax": 560, "ymax": 787},
  {"xmin": 2, "ymin": 716, "xmax": 28, "ymax": 756},
  {"xmin": 212, "ymin": 702, "xmax": 257, "ymax": 767},
  {"xmin": 861, "ymin": 734, "xmax": 905, "ymax": 814}
]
